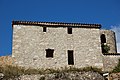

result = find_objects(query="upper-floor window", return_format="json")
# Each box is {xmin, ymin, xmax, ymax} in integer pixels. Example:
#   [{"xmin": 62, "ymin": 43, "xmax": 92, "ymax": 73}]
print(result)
[
  {"xmin": 43, "ymin": 27, "xmax": 46, "ymax": 32},
  {"xmin": 101, "ymin": 34, "xmax": 106, "ymax": 43},
  {"xmin": 67, "ymin": 27, "xmax": 72, "ymax": 34}
]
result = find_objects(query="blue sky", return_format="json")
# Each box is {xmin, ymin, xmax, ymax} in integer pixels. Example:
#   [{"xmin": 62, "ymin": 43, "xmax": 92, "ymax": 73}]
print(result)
[{"xmin": 0, "ymin": 0, "xmax": 120, "ymax": 56}]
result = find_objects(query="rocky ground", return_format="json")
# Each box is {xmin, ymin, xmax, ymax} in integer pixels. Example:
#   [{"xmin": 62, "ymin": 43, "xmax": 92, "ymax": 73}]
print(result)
[
  {"xmin": 109, "ymin": 72, "xmax": 120, "ymax": 80},
  {"xmin": 0, "ymin": 71, "xmax": 104, "ymax": 80}
]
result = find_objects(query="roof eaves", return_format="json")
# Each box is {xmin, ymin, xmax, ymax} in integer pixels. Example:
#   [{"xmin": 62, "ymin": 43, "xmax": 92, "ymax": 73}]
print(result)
[{"xmin": 12, "ymin": 20, "xmax": 101, "ymax": 28}]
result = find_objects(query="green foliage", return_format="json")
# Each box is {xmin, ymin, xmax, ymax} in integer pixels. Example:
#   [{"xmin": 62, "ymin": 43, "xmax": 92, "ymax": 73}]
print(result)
[
  {"xmin": 112, "ymin": 59, "xmax": 120, "ymax": 73},
  {"xmin": 101, "ymin": 43, "xmax": 110, "ymax": 53}
]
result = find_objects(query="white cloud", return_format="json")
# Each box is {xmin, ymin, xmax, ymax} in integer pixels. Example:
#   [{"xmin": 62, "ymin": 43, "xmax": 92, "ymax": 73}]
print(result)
[
  {"xmin": 110, "ymin": 25, "xmax": 120, "ymax": 53},
  {"xmin": 117, "ymin": 43, "xmax": 120, "ymax": 53}
]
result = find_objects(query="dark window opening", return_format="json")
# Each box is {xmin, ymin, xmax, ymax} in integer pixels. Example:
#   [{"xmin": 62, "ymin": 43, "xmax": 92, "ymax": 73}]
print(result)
[
  {"xmin": 101, "ymin": 43, "xmax": 110, "ymax": 53},
  {"xmin": 67, "ymin": 27, "xmax": 72, "ymax": 34},
  {"xmin": 46, "ymin": 49, "xmax": 54, "ymax": 58},
  {"xmin": 68, "ymin": 50, "xmax": 74, "ymax": 65},
  {"xmin": 43, "ymin": 27, "xmax": 46, "ymax": 32},
  {"xmin": 101, "ymin": 34, "xmax": 106, "ymax": 43},
  {"xmin": 101, "ymin": 46, "xmax": 106, "ymax": 53}
]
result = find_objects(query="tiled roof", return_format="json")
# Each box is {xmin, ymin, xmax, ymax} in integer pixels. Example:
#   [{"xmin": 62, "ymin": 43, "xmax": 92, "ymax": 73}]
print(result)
[{"xmin": 12, "ymin": 21, "xmax": 101, "ymax": 28}]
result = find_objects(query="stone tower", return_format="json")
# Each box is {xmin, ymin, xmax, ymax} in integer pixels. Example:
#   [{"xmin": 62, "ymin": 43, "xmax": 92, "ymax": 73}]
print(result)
[{"xmin": 100, "ymin": 30, "xmax": 117, "ymax": 53}]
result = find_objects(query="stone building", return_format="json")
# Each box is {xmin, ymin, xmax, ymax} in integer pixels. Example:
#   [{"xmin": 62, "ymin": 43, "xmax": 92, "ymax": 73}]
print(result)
[{"xmin": 11, "ymin": 21, "xmax": 119, "ymax": 71}]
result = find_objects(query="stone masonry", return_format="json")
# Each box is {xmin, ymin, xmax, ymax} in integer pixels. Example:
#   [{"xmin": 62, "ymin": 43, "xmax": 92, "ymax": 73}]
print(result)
[
  {"xmin": 6, "ymin": 20, "xmax": 119, "ymax": 71},
  {"xmin": 100, "ymin": 30, "xmax": 117, "ymax": 53}
]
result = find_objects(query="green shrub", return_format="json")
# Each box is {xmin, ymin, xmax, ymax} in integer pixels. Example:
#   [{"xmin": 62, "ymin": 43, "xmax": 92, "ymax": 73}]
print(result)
[
  {"xmin": 101, "ymin": 43, "xmax": 110, "ymax": 53},
  {"xmin": 112, "ymin": 59, "xmax": 120, "ymax": 73}
]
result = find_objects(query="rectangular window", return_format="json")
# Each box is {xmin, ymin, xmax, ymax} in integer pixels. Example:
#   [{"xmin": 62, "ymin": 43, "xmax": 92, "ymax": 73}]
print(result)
[
  {"xmin": 46, "ymin": 49, "xmax": 54, "ymax": 58},
  {"xmin": 43, "ymin": 27, "xmax": 46, "ymax": 32},
  {"xmin": 68, "ymin": 50, "xmax": 74, "ymax": 65},
  {"xmin": 67, "ymin": 27, "xmax": 72, "ymax": 34}
]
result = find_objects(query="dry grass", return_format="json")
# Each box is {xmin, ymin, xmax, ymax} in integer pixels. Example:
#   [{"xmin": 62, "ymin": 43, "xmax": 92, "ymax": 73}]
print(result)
[{"xmin": 0, "ymin": 65, "xmax": 103, "ymax": 79}]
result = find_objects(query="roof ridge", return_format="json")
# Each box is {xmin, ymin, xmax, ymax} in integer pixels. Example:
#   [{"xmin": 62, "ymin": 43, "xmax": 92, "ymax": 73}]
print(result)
[{"xmin": 12, "ymin": 20, "xmax": 101, "ymax": 28}]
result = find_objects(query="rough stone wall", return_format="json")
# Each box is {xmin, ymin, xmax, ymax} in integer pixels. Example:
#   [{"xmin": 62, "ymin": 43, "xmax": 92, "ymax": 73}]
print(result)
[
  {"xmin": 0, "ymin": 56, "xmax": 16, "ymax": 66},
  {"xmin": 72, "ymin": 28, "xmax": 103, "ymax": 68},
  {"xmin": 103, "ymin": 55, "xmax": 120, "ymax": 71},
  {"xmin": 12, "ymin": 25, "xmax": 103, "ymax": 69},
  {"xmin": 100, "ymin": 30, "xmax": 117, "ymax": 53},
  {"xmin": 109, "ymin": 72, "xmax": 120, "ymax": 80}
]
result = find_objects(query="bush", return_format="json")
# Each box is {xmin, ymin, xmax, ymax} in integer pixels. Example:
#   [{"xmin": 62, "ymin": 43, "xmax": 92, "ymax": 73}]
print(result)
[
  {"xmin": 101, "ymin": 43, "xmax": 110, "ymax": 53},
  {"xmin": 112, "ymin": 59, "xmax": 120, "ymax": 73}
]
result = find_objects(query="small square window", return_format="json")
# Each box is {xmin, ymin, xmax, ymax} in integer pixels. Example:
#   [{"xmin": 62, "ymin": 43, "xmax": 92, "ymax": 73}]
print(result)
[
  {"xmin": 43, "ymin": 27, "xmax": 46, "ymax": 32},
  {"xmin": 67, "ymin": 27, "xmax": 72, "ymax": 34},
  {"xmin": 46, "ymin": 49, "xmax": 54, "ymax": 58}
]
